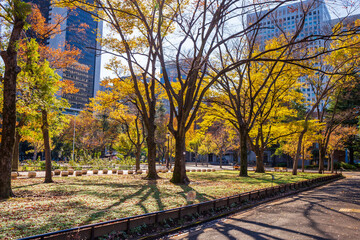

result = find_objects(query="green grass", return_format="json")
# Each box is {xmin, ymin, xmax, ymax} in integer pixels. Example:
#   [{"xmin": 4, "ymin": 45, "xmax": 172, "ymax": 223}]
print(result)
[{"xmin": 1, "ymin": 171, "xmax": 327, "ymax": 239}]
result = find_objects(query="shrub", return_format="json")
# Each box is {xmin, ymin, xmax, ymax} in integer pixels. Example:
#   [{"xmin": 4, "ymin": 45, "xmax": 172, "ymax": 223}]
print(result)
[
  {"xmin": 305, "ymin": 165, "xmax": 318, "ymax": 169},
  {"xmin": 340, "ymin": 162, "xmax": 356, "ymax": 170},
  {"xmin": 116, "ymin": 156, "xmax": 136, "ymax": 170}
]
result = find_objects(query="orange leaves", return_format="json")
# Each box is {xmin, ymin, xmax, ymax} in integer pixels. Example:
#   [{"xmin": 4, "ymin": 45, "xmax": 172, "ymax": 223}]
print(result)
[
  {"xmin": 38, "ymin": 44, "xmax": 82, "ymax": 70},
  {"xmin": 28, "ymin": 5, "xmax": 61, "ymax": 40},
  {"xmin": 60, "ymin": 80, "xmax": 79, "ymax": 94}
]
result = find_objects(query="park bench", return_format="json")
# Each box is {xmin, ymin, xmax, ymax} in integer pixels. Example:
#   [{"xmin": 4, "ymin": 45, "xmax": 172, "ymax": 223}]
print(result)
[{"xmin": 233, "ymin": 164, "xmax": 240, "ymax": 170}]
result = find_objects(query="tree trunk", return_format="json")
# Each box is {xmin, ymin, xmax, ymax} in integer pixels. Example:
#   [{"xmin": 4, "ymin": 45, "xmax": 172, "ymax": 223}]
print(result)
[
  {"xmin": 0, "ymin": 10, "xmax": 28, "ymax": 198},
  {"xmin": 33, "ymin": 147, "xmax": 38, "ymax": 161},
  {"xmin": 195, "ymin": 152, "xmax": 198, "ymax": 167},
  {"xmin": 12, "ymin": 131, "xmax": 21, "ymax": 172},
  {"xmin": 239, "ymin": 128, "xmax": 248, "ymax": 177},
  {"xmin": 145, "ymin": 127, "xmax": 159, "ymax": 179},
  {"xmin": 135, "ymin": 144, "xmax": 141, "ymax": 171},
  {"xmin": 255, "ymin": 147, "xmax": 265, "ymax": 173},
  {"xmin": 171, "ymin": 132, "xmax": 189, "ymax": 184},
  {"xmin": 331, "ymin": 152, "xmax": 334, "ymax": 173},
  {"xmin": 301, "ymin": 143, "xmax": 305, "ymax": 172},
  {"xmin": 166, "ymin": 149, "xmax": 170, "ymax": 169},
  {"xmin": 219, "ymin": 153, "xmax": 223, "ymax": 169},
  {"xmin": 292, "ymin": 129, "xmax": 307, "ymax": 175},
  {"xmin": 349, "ymin": 147, "xmax": 354, "ymax": 165},
  {"xmin": 318, "ymin": 143, "xmax": 326, "ymax": 174},
  {"xmin": 41, "ymin": 110, "xmax": 53, "ymax": 183}
]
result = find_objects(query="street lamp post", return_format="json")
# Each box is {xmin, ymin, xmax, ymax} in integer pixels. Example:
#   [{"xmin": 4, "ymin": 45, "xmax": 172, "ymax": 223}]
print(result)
[{"xmin": 167, "ymin": 132, "xmax": 170, "ymax": 169}]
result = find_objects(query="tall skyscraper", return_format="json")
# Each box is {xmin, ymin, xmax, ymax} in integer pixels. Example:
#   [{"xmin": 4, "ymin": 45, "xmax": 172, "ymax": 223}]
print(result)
[
  {"xmin": 247, "ymin": 0, "xmax": 331, "ymax": 47},
  {"xmin": 247, "ymin": 0, "xmax": 331, "ymax": 106},
  {"xmin": 25, "ymin": 0, "xmax": 102, "ymax": 111}
]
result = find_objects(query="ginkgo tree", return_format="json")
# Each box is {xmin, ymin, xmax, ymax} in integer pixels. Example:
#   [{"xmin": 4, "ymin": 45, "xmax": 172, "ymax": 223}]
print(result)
[
  {"xmin": 206, "ymin": 33, "xmax": 305, "ymax": 176},
  {"xmin": 90, "ymin": 80, "xmax": 146, "ymax": 171},
  {"xmin": 291, "ymin": 20, "xmax": 360, "ymax": 174},
  {"xmin": 56, "ymin": 0, "xmax": 302, "ymax": 184},
  {"xmin": 247, "ymin": 82, "xmax": 304, "ymax": 173},
  {"xmin": 276, "ymin": 120, "xmax": 323, "ymax": 171},
  {"xmin": 56, "ymin": 0, "xmax": 360, "ymax": 183},
  {"xmin": 66, "ymin": 0, "xmax": 179, "ymax": 179},
  {"xmin": 187, "ymin": 126, "xmax": 205, "ymax": 167}
]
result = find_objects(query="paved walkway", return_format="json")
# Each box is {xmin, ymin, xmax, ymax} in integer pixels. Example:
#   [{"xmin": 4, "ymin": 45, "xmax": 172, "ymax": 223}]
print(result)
[{"xmin": 166, "ymin": 173, "xmax": 360, "ymax": 240}]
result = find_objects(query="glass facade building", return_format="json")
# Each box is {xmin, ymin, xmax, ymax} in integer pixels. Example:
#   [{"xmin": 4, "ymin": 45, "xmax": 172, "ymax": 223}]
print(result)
[
  {"xmin": 246, "ymin": 0, "xmax": 331, "ymax": 107},
  {"xmin": 25, "ymin": 0, "xmax": 102, "ymax": 111}
]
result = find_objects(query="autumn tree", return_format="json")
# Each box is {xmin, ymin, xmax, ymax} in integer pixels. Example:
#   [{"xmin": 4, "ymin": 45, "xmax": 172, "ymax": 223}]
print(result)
[
  {"xmin": 11, "ymin": 5, "xmax": 83, "ymax": 184},
  {"xmin": 17, "ymin": 39, "xmax": 74, "ymax": 183},
  {"xmin": 327, "ymin": 125, "xmax": 357, "ymax": 172},
  {"xmin": 59, "ymin": 0, "xmax": 180, "ymax": 180},
  {"xmin": 330, "ymin": 76, "xmax": 360, "ymax": 165},
  {"xmin": 277, "ymin": 120, "xmax": 323, "ymax": 171},
  {"xmin": 198, "ymin": 133, "xmax": 216, "ymax": 167},
  {"xmin": 58, "ymin": 0, "xmax": 360, "ymax": 183},
  {"xmin": 154, "ymin": 102, "xmax": 169, "ymax": 166},
  {"xmin": 292, "ymin": 20, "xmax": 360, "ymax": 174},
  {"xmin": 187, "ymin": 127, "xmax": 205, "ymax": 167},
  {"xmin": 90, "ymin": 82, "xmax": 146, "ymax": 171},
  {"xmin": 208, "ymin": 122, "xmax": 235, "ymax": 168},
  {"xmin": 206, "ymin": 31, "xmax": 308, "ymax": 176},
  {"xmin": 0, "ymin": 0, "xmax": 31, "ymax": 198}
]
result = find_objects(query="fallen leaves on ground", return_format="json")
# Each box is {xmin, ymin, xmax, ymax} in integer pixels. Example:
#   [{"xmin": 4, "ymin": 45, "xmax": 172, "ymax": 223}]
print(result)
[{"xmin": 0, "ymin": 171, "xmax": 326, "ymax": 239}]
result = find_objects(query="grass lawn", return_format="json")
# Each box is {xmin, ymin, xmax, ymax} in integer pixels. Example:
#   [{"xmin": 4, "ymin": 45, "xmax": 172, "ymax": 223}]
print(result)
[{"xmin": 1, "ymin": 171, "xmax": 327, "ymax": 239}]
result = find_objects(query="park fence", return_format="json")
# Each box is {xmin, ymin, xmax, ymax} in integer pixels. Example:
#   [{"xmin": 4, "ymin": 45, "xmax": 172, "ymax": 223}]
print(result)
[{"xmin": 19, "ymin": 174, "xmax": 342, "ymax": 240}]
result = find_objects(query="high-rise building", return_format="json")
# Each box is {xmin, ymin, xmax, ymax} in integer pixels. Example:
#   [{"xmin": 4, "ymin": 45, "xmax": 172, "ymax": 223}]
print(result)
[
  {"xmin": 247, "ymin": 0, "xmax": 332, "ymax": 106},
  {"xmin": 25, "ymin": 0, "xmax": 102, "ymax": 111},
  {"xmin": 247, "ymin": 0, "xmax": 331, "ymax": 49}
]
